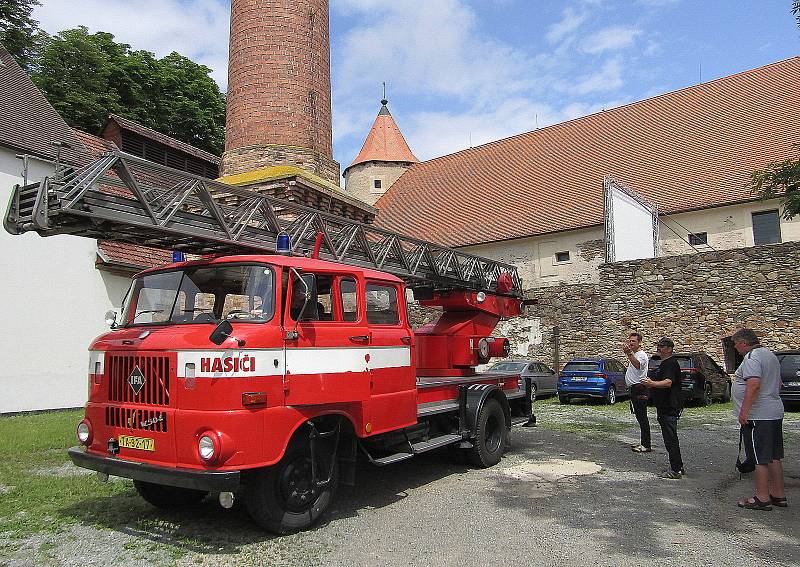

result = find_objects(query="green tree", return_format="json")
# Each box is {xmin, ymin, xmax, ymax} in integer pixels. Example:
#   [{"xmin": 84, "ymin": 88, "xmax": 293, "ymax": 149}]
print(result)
[
  {"xmin": 750, "ymin": 4, "xmax": 800, "ymax": 218},
  {"xmin": 750, "ymin": 146, "xmax": 800, "ymax": 220},
  {"xmin": 0, "ymin": 0, "xmax": 43, "ymax": 69},
  {"xmin": 31, "ymin": 27, "xmax": 225, "ymax": 155}
]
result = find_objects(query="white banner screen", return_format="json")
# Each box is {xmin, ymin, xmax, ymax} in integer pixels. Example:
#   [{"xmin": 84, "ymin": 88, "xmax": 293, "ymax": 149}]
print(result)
[{"xmin": 604, "ymin": 178, "xmax": 657, "ymax": 262}]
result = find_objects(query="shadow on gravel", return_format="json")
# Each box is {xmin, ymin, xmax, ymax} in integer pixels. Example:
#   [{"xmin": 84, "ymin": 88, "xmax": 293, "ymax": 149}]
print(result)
[
  {"xmin": 489, "ymin": 422, "xmax": 800, "ymax": 564},
  {"xmin": 56, "ymin": 454, "xmax": 471, "ymax": 554}
]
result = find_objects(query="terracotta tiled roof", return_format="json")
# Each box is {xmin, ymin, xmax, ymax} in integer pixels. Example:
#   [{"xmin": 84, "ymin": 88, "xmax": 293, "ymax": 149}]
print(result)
[
  {"xmin": 105, "ymin": 113, "xmax": 221, "ymax": 165},
  {"xmin": 375, "ymin": 57, "xmax": 800, "ymax": 248},
  {"xmin": 73, "ymin": 129, "xmax": 116, "ymax": 155},
  {"xmin": 0, "ymin": 45, "xmax": 87, "ymax": 165},
  {"xmin": 346, "ymin": 100, "xmax": 418, "ymax": 172},
  {"xmin": 96, "ymin": 241, "xmax": 175, "ymax": 271}
]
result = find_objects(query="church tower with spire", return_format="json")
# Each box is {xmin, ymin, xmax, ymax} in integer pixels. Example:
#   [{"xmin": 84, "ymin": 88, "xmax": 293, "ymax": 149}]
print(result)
[{"xmin": 344, "ymin": 98, "xmax": 418, "ymax": 205}]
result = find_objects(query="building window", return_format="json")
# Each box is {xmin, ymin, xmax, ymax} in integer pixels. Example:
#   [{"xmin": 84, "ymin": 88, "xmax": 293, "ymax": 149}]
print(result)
[
  {"xmin": 688, "ymin": 232, "xmax": 708, "ymax": 246},
  {"xmin": 554, "ymin": 251, "xmax": 570, "ymax": 263},
  {"xmin": 373, "ymin": 179, "xmax": 382, "ymax": 189},
  {"xmin": 752, "ymin": 210, "xmax": 781, "ymax": 245}
]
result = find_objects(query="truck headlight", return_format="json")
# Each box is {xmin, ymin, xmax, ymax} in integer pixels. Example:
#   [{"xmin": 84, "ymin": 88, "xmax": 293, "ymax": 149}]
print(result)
[
  {"xmin": 198, "ymin": 434, "xmax": 218, "ymax": 462},
  {"xmin": 77, "ymin": 420, "xmax": 92, "ymax": 445}
]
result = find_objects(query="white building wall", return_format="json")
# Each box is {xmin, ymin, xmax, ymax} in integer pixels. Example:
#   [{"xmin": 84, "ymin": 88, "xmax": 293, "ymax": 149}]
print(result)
[
  {"xmin": 462, "ymin": 199, "xmax": 799, "ymax": 290},
  {"xmin": 0, "ymin": 148, "xmax": 131, "ymax": 413}
]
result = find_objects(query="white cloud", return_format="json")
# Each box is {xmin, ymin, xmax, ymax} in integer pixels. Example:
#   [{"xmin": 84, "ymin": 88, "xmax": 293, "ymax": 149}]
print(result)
[
  {"xmin": 546, "ymin": 7, "xmax": 587, "ymax": 44},
  {"xmin": 572, "ymin": 58, "xmax": 624, "ymax": 94},
  {"xmin": 404, "ymin": 98, "xmax": 560, "ymax": 161},
  {"xmin": 582, "ymin": 26, "xmax": 642, "ymax": 54},
  {"xmin": 33, "ymin": 0, "xmax": 230, "ymax": 88}
]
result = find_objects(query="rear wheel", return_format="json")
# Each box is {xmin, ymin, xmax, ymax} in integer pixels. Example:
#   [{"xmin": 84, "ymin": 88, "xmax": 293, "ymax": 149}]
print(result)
[
  {"xmin": 605, "ymin": 386, "xmax": 617, "ymax": 405},
  {"xmin": 246, "ymin": 439, "xmax": 339, "ymax": 534},
  {"xmin": 559, "ymin": 394, "xmax": 570, "ymax": 404},
  {"xmin": 133, "ymin": 480, "xmax": 207, "ymax": 509},
  {"xmin": 701, "ymin": 382, "xmax": 713, "ymax": 406},
  {"xmin": 468, "ymin": 398, "xmax": 507, "ymax": 468}
]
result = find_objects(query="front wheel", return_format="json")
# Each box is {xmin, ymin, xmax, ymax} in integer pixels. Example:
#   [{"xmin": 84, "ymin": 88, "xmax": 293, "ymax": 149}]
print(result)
[
  {"xmin": 605, "ymin": 386, "xmax": 617, "ymax": 405},
  {"xmin": 468, "ymin": 398, "xmax": 507, "ymax": 468},
  {"xmin": 133, "ymin": 480, "xmax": 207, "ymax": 509},
  {"xmin": 246, "ymin": 440, "xmax": 339, "ymax": 534}
]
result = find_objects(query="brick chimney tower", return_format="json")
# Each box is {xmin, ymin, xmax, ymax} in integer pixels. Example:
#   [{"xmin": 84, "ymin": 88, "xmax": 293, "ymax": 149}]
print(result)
[{"xmin": 222, "ymin": 0, "xmax": 340, "ymax": 184}]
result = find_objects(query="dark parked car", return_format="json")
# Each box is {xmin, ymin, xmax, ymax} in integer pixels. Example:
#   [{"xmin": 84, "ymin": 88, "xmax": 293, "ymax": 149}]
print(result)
[
  {"xmin": 485, "ymin": 359, "xmax": 558, "ymax": 398},
  {"xmin": 557, "ymin": 358, "xmax": 628, "ymax": 405},
  {"xmin": 648, "ymin": 352, "xmax": 730, "ymax": 406},
  {"xmin": 776, "ymin": 350, "xmax": 800, "ymax": 405}
]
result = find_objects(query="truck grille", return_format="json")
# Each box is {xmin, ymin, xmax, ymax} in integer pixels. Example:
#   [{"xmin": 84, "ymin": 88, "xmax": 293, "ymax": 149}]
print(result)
[
  {"xmin": 105, "ymin": 406, "xmax": 168, "ymax": 432},
  {"xmin": 108, "ymin": 354, "xmax": 171, "ymax": 406}
]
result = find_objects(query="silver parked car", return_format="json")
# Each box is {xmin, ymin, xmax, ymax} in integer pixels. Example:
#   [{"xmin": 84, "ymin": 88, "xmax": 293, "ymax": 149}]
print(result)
[{"xmin": 485, "ymin": 359, "xmax": 558, "ymax": 398}]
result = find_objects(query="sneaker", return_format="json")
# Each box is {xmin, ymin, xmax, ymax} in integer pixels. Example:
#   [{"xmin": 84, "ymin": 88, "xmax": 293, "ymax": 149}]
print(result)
[
  {"xmin": 660, "ymin": 470, "xmax": 683, "ymax": 480},
  {"xmin": 632, "ymin": 445, "xmax": 652, "ymax": 453}
]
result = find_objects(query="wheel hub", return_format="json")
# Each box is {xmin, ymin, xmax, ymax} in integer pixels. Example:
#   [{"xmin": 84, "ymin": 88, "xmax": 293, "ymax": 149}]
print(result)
[{"xmin": 279, "ymin": 457, "xmax": 318, "ymax": 512}]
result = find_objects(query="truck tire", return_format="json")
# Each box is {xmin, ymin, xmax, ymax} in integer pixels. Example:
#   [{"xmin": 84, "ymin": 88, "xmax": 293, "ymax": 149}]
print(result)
[
  {"xmin": 245, "ymin": 440, "xmax": 338, "ymax": 534},
  {"xmin": 468, "ymin": 398, "xmax": 506, "ymax": 468},
  {"xmin": 133, "ymin": 480, "xmax": 207, "ymax": 509}
]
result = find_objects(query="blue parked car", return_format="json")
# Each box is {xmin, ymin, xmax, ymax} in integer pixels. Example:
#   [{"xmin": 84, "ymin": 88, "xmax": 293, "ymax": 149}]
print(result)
[{"xmin": 558, "ymin": 357, "xmax": 628, "ymax": 405}]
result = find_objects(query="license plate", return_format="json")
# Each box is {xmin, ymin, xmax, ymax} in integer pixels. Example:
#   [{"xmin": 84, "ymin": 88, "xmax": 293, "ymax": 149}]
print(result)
[
  {"xmin": 572, "ymin": 377, "xmax": 587, "ymax": 381},
  {"xmin": 118, "ymin": 435, "xmax": 155, "ymax": 452},
  {"xmin": 787, "ymin": 382, "xmax": 800, "ymax": 387}
]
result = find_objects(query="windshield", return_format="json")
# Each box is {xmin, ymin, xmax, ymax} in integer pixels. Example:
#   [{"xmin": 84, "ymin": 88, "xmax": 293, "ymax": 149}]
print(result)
[
  {"xmin": 121, "ymin": 264, "xmax": 275, "ymax": 326},
  {"xmin": 488, "ymin": 362, "xmax": 528, "ymax": 372}
]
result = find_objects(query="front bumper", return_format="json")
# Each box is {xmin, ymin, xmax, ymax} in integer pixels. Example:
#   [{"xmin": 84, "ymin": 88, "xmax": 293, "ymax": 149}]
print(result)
[
  {"xmin": 68, "ymin": 446, "xmax": 241, "ymax": 492},
  {"xmin": 780, "ymin": 390, "xmax": 800, "ymax": 402}
]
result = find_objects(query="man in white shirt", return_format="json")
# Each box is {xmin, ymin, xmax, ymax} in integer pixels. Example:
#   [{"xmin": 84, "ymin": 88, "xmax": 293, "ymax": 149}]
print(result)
[{"xmin": 624, "ymin": 332, "xmax": 651, "ymax": 452}]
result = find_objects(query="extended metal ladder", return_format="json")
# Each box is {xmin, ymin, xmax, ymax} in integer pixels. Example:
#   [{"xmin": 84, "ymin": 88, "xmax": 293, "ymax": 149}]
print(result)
[{"xmin": 5, "ymin": 151, "xmax": 522, "ymax": 296}]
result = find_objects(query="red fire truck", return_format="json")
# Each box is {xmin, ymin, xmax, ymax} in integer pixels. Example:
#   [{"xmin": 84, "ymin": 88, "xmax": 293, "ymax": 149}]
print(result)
[{"xmin": 5, "ymin": 152, "xmax": 534, "ymax": 533}]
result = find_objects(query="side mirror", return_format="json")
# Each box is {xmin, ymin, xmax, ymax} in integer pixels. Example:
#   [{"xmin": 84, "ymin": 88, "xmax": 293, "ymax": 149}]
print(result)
[
  {"xmin": 209, "ymin": 320, "xmax": 233, "ymax": 345},
  {"xmin": 105, "ymin": 309, "xmax": 118, "ymax": 328}
]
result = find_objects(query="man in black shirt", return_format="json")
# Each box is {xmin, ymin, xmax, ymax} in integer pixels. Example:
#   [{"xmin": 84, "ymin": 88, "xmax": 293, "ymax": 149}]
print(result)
[{"xmin": 641, "ymin": 337, "xmax": 684, "ymax": 479}]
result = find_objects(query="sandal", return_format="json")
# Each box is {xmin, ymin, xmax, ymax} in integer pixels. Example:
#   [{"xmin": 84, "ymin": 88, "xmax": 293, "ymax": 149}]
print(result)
[
  {"xmin": 632, "ymin": 445, "xmax": 652, "ymax": 453},
  {"xmin": 770, "ymin": 495, "xmax": 788, "ymax": 508},
  {"xmin": 737, "ymin": 496, "xmax": 772, "ymax": 511}
]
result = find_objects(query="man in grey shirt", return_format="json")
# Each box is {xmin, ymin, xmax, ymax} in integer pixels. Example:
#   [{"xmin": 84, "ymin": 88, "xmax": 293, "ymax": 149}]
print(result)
[{"xmin": 731, "ymin": 328, "xmax": 786, "ymax": 511}]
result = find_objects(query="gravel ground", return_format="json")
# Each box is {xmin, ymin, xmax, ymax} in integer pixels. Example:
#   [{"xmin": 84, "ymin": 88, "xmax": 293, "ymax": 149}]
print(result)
[{"xmin": 3, "ymin": 402, "xmax": 798, "ymax": 567}]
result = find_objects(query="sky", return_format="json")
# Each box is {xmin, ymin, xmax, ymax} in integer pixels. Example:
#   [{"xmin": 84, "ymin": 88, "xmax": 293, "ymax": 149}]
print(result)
[{"xmin": 33, "ymin": 0, "xmax": 800, "ymax": 173}]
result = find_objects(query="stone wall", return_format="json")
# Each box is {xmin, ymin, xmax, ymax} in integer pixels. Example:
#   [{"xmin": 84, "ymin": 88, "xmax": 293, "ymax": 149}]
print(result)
[
  {"xmin": 410, "ymin": 241, "xmax": 800, "ymax": 372},
  {"xmin": 221, "ymin": 144, "xmax": 341, "ymax": 185}
]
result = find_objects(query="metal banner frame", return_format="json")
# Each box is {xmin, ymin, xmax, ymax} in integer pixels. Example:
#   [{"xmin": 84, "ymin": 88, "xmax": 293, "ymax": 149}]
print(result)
[{"xmin": 603, "ymin": 176, "xmax": 659, "ymax": 263}]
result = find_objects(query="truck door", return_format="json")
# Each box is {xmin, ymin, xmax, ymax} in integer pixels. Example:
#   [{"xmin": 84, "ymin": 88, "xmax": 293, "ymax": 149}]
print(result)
[
  {"xmin": 364, "ymin": 280, "xmax": 417, "ymax": 434},
  {"xmin": 283, "ymin": 270, "xmax": 371, "ymax": 405}
]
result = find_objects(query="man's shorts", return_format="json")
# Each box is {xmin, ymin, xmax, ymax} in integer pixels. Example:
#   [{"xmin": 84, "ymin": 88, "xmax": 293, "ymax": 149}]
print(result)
[{"xmin": 742, "ymin": 419, "xmax": 784, "ymax": 465}]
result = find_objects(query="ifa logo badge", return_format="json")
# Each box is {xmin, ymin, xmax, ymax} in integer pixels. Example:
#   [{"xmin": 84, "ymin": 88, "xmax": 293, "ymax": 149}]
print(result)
[{"xmin": 128, "ymin": 366, "xmax": 146, "ymax": 395}]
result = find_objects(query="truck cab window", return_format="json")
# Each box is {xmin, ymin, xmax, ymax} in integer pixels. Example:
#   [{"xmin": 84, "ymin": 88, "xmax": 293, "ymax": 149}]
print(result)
[
  {"xmin": 366, "ymin": 283, "xmax": 399, "ymax": 325},
  {"xmin": 340, "ymin": 278, "xmax": 358, "ymax": 322}
]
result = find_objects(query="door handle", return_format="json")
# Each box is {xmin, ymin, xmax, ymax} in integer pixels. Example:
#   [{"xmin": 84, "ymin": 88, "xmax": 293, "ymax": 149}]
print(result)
[
  {"xmin": 400, "ymin": 336, "xmax": 412, "ymax": 344},
  {"xmin": 349, "ymin": 335, "xmax": 369, "ymax": 343}
]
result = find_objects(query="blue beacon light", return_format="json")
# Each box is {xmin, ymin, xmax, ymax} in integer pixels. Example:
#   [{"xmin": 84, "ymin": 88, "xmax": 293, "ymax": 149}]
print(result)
[{"xmin": 276, "ymin": 232, "xmax": 292, "ymax": 255}]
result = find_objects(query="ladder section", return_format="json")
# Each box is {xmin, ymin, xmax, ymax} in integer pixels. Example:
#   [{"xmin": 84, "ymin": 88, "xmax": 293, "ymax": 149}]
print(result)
[{"xmin": 5, "ymin": 151, "xmax": 522, "ymax": 296}]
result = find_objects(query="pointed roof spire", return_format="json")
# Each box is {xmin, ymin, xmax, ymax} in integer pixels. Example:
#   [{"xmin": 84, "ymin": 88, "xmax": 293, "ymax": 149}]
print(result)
[{"xmin": 347, "ymin": 96, "xmax": 418, "ymax": 171}]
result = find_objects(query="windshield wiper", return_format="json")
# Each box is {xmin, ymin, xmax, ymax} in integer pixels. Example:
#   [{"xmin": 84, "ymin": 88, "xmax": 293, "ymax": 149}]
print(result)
[{"xmin": 133, "ymin": 309, "xmax": 164, "ymax": 321}]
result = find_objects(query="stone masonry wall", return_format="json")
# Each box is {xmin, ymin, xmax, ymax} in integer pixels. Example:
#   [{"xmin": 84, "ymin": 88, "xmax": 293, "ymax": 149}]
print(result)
[{"xmin": 410, "ymin": 241, "xmax": 800, "ymax": 371}]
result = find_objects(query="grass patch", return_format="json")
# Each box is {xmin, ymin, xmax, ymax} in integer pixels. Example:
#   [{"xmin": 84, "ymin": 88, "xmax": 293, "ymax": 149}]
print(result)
[{"xmin": 0, "ymin": 409, "xmax": 135, "ymax": 538}]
